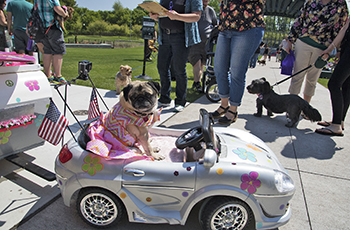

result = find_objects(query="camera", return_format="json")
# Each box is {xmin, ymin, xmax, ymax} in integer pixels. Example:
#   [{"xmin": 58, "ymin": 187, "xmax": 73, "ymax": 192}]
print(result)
[{"xmin": 78, "ymin": 60, "xmax": 92, "ymax": 80}]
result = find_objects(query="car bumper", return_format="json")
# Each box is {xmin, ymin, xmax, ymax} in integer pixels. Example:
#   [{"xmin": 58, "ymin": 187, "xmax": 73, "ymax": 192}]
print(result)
[
  {"xmin": 55, "ymin": 156, "xmax": 82, "ymax": 207},
  {"xmin": 255, "ymin": 202, "xmax": 292, "ymax": 229}
]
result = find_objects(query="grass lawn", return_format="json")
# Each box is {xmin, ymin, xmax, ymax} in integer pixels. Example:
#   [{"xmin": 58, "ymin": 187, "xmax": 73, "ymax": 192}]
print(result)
[{"xmin": 61, "ymin": 46, "xmax": 203, "ymax": 103}]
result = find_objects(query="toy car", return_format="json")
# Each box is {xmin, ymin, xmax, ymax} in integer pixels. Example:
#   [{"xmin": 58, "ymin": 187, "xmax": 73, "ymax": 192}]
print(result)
[{"xmin": 55, "ymin": 109, "xmax": 295, "ymax": 229}]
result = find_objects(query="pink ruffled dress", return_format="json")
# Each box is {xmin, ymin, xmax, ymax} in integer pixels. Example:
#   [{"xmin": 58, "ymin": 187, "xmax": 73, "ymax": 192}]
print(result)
[{"xmin": 86, "ymin": 102, "xmax": 161, "ymax": 160}]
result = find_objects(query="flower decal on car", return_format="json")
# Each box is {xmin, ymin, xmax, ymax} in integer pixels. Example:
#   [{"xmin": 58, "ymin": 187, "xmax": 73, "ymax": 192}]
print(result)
[
  {"xmin": 25, "ymin": 80, "xmax": 40, "ymax": 91},
  {"xmin": 0, "ymin": 130, "xmax": 12, "ymax": 145},
  {"xmin": 34, "ymin": 115, "xmax": 44, "ymax": 127},
  {"xmin": 240, "ymin": 171, "xmax": 261, "ymax": 194},
  {"xmin": 233, "ymin": 148, "xmax": 257, "ymax": 162},
  {"xmin": 82, "ymin": 155, "xmax": 104, "ymax": 176}
]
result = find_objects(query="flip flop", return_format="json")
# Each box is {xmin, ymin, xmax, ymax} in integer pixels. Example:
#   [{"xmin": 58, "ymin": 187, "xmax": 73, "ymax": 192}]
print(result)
[
  {"xmin": 317, "ymin": 121, "xmax": 331, "ymax": 127},
  {"xmin": 317, "ymin": 121, "xmax": 344, "ymax": 130},
  {"xmin": 315, "ymin": 127, "xmax": 343, "ymax": 136}
]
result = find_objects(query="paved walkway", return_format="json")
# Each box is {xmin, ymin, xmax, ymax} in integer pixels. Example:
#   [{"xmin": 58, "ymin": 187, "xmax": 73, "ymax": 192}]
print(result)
[{"xmin": 1, "ymin": 58, "xmax": 349, "ymax": 230}]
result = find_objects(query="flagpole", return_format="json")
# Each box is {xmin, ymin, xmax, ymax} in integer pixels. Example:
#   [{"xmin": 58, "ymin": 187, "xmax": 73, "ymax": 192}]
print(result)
[
  {"xmin": 53, "ymin": 85, "xmax": 84, "ymax": 130},
  {"xmin": 48, "ymin": 98, "xmax": 77, "ymax": 143},
  {"xmin": 87, "ymin": 76, "xmax": 109, "ymax": 111}
]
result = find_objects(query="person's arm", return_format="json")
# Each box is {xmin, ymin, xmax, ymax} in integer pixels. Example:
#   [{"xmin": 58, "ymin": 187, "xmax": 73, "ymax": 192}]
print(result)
[
  {"xmin": 165, "ymin": 10, "xmax": 201, "ymax": 23},
  {"xmin": 53, "ymin": 5, "xmax": 68, "ymax": 17},
  {"xmin": 7, "ymin": 11, "xmax": 12, "ymax": 35},
  {"xmin": 321, "ymin": 17, "xmax": 350, "ymax": 60},
  {"xmin": 0, "ymin": 10, "xmax": 7, "ymax": 27}
]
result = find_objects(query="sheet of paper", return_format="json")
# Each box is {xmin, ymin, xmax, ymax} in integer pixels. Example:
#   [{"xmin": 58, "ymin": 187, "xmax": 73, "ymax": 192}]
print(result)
[{"xmin": 138, "ymin": 1, "xmax": 168, "ymax": 17}]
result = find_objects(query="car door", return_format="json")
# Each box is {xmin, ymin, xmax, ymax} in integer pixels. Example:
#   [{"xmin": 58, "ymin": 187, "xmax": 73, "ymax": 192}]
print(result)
[{"xmin": 122, "ymin": 160, "xmax": 196, "ymax": 211}]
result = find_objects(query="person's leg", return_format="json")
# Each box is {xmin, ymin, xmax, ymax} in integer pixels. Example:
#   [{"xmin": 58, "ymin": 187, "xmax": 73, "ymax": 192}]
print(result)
[
  {"xmin": 193, "ymin": 59, "xmax": 202, "ymax": 82},
  {"xmin": 43, "ymin": 53, "xmax": 53, "ymax": 78},
  {"xmin": 157, "ymin": 34, "xmax": 172, "ymax": 104},
  {"xmin": 303, "ymin": 47, "xmax": 323, "ymax": 103},
  {"xmin": 224, "ymin": 27, "xmax": 264, "ymax": 121},
  {"xmin": 170, "ymin": 33, "xmax": 189, "ymax": 107},
  {"xmin": 52, "ymin": 54, "xmax": 63, "ymax": 78},
  {"xmin": 288, "ymin": 40, "xmax": 313, "ymax": 96},
  {"xmin": 252, "ymin": 53, "xmax": 259, "ymax": 68},
  {"xmin": 46, "ymin": 26, "xmax": 66, "ymax": 78},
  {"xmin": 213, "ymin": 31, "xmax": 232, "ymax": 115},
  {"xmin": 328, "ymin": 48, "xmax": 350, "ymax": 127}
]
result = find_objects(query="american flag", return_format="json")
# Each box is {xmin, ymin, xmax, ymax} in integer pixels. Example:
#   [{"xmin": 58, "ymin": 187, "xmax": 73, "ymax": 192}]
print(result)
[
  {"xmin": 38, "ymin": 100, "xmax": 69, "ymax": 146},
  {"xmin": 88, "ymin": 88, "xmax": 101, "ymax": 120}
]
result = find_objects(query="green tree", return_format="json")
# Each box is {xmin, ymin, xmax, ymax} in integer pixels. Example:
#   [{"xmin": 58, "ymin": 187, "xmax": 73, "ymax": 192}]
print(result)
[
  {"xmin": 208, "ymin": 0, "xmax": 220, "ymax": 15},
  {"xmin": 113, "ymin": 0, "xmax": 124, "ymax": 11},
  {"xmin": 87, "ymin": 20, "xmax": 109, "ymax": 35}
]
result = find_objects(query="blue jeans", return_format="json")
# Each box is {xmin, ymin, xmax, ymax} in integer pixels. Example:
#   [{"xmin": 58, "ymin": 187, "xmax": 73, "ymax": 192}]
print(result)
[
  {"xmin": 157, "ymin": 33, "xmax": 189, "ymax": 106},
  {"xmin": 249, "ymin": 53, "xmax": 259, "ymax": 68},
  {"xmin": 214, "ymin": 27, "xmax": 264, "ymax": 106}
]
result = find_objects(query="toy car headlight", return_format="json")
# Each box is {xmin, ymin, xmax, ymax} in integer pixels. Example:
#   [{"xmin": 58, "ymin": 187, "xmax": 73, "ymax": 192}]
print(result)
[{"xmin": 274, "ymin": 170, "xmax": 295, "ymax": 194}]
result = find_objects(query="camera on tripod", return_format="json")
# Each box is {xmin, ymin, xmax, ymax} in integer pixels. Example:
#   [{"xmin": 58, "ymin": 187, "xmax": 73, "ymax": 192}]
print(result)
[{"xmin": 78, "ymin": 60, "xmax": 92, "ymax": 80}]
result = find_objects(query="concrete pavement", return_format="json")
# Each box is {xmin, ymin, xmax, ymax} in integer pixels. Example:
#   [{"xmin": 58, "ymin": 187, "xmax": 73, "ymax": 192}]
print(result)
[{"xmin": 1, "ymin": 58, "xmax": 349, "ymax": 230}]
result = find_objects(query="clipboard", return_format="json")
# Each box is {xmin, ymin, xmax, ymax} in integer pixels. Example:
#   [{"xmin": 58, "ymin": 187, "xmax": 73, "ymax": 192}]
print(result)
[{"xmin": 138, "ymin": 1, "xmax": 168, "ymax": 17}]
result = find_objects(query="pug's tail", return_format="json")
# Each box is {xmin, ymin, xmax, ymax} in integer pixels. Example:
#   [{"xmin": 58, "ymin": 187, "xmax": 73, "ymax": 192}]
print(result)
[{"xmin": 302, "ymin": 102, "xmax": 322, "ymax": 122}]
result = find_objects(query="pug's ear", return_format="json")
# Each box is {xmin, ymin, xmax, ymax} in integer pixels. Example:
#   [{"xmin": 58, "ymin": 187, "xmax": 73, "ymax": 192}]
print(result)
[
  {"xmin": 122, "ymin": 84, "xmax": 133, "ymax": 101},
  {"xmin": 261, "ymin": 77, "xmax": 266, "ymax": 81},
  {"xmin": 147, "ymin": 81, "xmax": 160, "ymax": 93}
]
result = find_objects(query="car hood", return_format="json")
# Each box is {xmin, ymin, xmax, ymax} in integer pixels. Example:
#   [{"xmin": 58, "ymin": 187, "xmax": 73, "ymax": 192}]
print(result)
[{"xmin": 215, "ymin": 127, "xmax": 285, "ymax": 172}]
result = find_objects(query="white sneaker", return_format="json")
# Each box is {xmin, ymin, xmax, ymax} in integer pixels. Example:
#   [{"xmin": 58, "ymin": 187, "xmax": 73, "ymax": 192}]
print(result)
[
  {"xmin": 158, "ymin": 100, "xmax": 170, "ymax": 107},
  {"xmin": 173, "ymin": 105, "xmax": 184, "ymax": 112}
]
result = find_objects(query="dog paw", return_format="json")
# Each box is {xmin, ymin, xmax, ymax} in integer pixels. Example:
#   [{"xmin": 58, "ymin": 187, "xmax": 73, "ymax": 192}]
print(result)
[
  {"xmin": 152, "ymin": 152, "xmax": 165, "ymax": 160},
  {"xmin": 254, "ymin": 113, "xmax": 262, "ymax": 117},
  {"xmin": 267, "ymin": 112, "xmax": 274, "ymax": 116}
]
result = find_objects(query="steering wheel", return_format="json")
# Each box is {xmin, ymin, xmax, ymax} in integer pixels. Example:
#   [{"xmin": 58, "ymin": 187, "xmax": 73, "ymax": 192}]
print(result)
[
  {"xmin": 175, "ymin": 109, "xmax": 215, "ymax": 151},
  {"xmin": 175, "ymin": 126, "xmax": 204, "ymax": 150}
]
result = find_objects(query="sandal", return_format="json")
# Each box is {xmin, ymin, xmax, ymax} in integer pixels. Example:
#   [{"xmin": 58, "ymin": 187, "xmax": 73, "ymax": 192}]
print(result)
[
  {"xmin": 315, "ymin": 127, "xmax": 343, "ymax": 136},
  {"xmin": 218, "ymin": 110, "xmax": 238, "ymax": 125},
  {"xmin": 209, "ymin": 106, "xmax": 229, "ymax": 119},
  {"xmin": 317, "ymin": 121, "xmax": 344, "ymax": 130}
]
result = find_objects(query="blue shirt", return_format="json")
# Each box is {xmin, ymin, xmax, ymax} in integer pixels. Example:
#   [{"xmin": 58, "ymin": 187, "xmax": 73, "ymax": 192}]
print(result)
[
  {"xmin": 158, "ymin": 0, "xmax": 202, "ymax": 47},
  {"xmin": 7, "ymin": 0, "xmax": 33, "ymax": 31},
  {"xmin": 34, "ymin": 0, "xmax": 60, "ymax": 28}
]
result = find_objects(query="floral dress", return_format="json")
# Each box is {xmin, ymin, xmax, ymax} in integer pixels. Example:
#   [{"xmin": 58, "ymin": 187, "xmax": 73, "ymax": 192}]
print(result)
[
  {"xmin": 218, "ymin": 0, "xmax": 266, "ymax": 32},
  {"xmin": 288, "ymin": 0, "xmax": 348, "ymax": 48},
  {"xmin": 86, "ymin": 102, "xmax": 161, "ymax": 160}
]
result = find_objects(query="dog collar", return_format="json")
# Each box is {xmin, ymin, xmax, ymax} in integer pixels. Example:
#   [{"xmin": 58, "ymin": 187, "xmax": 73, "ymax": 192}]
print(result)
[{"xmin": 258, "ymin": 93, "xmax": 263, "ymax": 100}]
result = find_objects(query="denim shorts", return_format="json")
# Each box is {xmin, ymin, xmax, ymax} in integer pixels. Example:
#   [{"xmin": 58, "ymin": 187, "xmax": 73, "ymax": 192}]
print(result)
[{"xmin": 42, "ymin": 25, "xmax": 66, "ymax": 55}]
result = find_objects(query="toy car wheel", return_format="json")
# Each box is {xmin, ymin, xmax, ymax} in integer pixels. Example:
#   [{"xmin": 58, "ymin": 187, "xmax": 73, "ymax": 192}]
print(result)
[
  {"xmin": 200, "ymin": 197, "xmax": 254, "ymax": 230},
  {"xmin": 206, "ymin": 81, "xmax": 221, "ymax": 103},
  {"xmin": 77, "ymin": 188, "xmax": 124, "ymax": 228}
]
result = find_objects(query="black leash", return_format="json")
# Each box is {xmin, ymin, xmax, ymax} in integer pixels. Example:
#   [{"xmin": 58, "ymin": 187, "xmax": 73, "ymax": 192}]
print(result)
[{"xmin": 271, "ymin": 64, "xmax": 313, "ymax": 87}]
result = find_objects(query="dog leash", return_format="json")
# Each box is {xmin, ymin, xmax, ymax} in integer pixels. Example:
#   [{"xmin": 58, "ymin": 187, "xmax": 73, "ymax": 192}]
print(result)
[
  {"xmin": 271, "ymin": 54, "xmax": 330, "ymax": 87},
  {"xmin": 271, "ymin": 65, "xmax": 312, "ymax": 87}
]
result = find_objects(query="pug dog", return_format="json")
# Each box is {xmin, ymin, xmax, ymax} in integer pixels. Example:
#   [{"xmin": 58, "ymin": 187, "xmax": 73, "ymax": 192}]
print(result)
[
  {"xmin": 119, "ymin": 81, "xmax": 164, "ymax": 160},
  {"xmin": 247, "ymin": 77, "xmax": 322, "ymax": 128},
  {"xmin": 115, "ymin": 65, "xmax": 132, "ymax": 95},
  {"xmin": 56, "ymin": 6, "xmax": 74, "ymax": 31}
]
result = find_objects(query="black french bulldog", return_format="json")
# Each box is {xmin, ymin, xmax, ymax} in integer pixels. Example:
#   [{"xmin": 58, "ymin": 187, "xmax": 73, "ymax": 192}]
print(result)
[{"xmin": 246, "ymin": 78, "xmax": 322, "ymax": 127}]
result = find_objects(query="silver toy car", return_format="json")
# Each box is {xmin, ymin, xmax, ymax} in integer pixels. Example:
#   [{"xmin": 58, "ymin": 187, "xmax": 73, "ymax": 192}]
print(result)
[{"xmin": 55, "ymin": 109, "xmax": 295, "ymax": 230}]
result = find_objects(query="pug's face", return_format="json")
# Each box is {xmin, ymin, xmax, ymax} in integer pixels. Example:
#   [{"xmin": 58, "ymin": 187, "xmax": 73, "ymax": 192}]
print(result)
[
  {"xmin": 120, "ymin": 81, "xmax": 160, "ymax": 116},
  {"xmin": 119, "ymin": 65, "xmax": 132, "ymax": 77}
]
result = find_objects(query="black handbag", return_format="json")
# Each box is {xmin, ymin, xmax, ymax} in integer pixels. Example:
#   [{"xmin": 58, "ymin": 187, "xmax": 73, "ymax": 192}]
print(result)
[{"xmin": 26, "ymin": 1, "xmax": 45, "ymax": 42}]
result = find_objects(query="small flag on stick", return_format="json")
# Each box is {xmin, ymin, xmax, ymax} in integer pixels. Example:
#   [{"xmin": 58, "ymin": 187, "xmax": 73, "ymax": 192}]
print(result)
[
  {"xmin": 88, "ymin": 88, "xmax": 101, "ymax": 120},
  {"xmin": 38, "ymin": 100, "xmax": 69, "ymax": 146}
]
